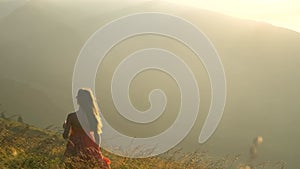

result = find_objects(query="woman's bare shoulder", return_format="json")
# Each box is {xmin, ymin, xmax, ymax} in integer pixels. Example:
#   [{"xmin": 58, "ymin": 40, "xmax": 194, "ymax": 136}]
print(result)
[
  {"xmin": 66, "ymin": 112, "xmax": 76, "ymax": 119},
  {"xmin": 68, "ymin": 112, "xmax": 76, "ymax": 115}
]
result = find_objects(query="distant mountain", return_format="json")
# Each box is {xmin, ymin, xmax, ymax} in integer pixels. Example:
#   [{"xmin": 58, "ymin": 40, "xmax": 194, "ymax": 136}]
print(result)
[{"xmin": 0, "ymin": 75, "xmax": 64, "ymax": 127}]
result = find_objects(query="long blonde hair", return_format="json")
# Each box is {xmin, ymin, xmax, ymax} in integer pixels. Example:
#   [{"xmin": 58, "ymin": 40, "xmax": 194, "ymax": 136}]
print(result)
[{"xmin": 76, "ymin": 88, "xmax": 102, "ymax": 134}]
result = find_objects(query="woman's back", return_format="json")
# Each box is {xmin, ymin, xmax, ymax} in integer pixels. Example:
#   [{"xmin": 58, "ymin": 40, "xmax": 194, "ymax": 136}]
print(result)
[
  {"xmin": 64, "ymin": 112, "xmax": 85, "ymax": 135},
  {"xmin": 63, "ymin": 112, "xmax": 110, "ymax": 168}
]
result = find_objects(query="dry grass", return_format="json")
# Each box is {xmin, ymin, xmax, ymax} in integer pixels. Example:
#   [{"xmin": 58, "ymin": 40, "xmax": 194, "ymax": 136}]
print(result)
[{"xmin": 0, "ymin": 117, "xmax": 285, "ymax": 169}]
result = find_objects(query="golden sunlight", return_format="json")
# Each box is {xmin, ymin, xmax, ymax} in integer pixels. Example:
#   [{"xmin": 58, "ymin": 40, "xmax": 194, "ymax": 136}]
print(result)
[{"xmin": 163, "ymin": 0, "xmax": 300, "ymax": 33}]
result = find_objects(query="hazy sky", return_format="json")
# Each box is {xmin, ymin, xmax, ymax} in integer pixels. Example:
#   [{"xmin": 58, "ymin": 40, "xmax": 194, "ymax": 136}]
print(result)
[
  {"xmin": 164, "ymin": 0, "xmax": 300, "ymax": 33},
  {"xmin": 0, "ymin": 0, "xmax": 299, "ymax": 33}
]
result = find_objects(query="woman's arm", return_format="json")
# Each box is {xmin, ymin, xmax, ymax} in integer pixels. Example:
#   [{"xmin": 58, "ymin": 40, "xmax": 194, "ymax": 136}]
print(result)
[
  {"xmin": 63, "ymin": 115, "xmax": 71, "ymax": 139},
  {"xmin": 94, "ymin": 132, "xmax": 101, "ymax": 146}
]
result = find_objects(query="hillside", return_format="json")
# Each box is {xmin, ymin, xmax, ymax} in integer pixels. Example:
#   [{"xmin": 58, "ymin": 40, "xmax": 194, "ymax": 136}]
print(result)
[{"xmin": 0, "ymin": 117, "xmax": 285, "ymax": 169}]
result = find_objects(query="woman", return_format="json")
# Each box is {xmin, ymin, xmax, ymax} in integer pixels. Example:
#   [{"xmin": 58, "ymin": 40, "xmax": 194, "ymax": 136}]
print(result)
[{"xmin": 63, "ymin": 88, "xmax": 111, "ymax": 169}]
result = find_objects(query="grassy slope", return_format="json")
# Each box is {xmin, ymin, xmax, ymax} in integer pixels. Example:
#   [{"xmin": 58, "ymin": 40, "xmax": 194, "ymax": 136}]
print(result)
[{"xmin": 0, "ymin": 117, "xmax": 284, "ymax": 169}]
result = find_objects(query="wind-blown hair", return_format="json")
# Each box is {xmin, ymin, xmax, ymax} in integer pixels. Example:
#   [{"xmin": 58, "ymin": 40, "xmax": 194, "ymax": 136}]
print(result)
[{"xmin": 77, "ymin": 88, "xmax": 102, "ymax": 134}]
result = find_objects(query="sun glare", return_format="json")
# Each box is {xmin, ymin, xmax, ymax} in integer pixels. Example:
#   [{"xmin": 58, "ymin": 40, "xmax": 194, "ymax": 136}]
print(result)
[{"xmin": 163, "ymin": 0, "xmax": 300, "ymax": 33}]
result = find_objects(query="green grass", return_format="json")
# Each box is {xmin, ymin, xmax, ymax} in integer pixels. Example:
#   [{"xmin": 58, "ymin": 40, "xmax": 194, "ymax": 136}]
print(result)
[{"xmin": 0, "ymin": 117, "xmax": 285, "ymax": 169}]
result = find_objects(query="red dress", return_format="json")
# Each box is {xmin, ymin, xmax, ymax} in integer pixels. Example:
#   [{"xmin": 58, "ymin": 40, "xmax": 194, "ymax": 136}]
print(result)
[{"xmin": 63, "ymin": 112, "xmax": 110, "ymax": 168}]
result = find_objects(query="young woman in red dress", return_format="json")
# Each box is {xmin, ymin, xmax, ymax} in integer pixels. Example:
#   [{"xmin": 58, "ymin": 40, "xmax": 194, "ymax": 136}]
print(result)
[{"xmin": 63, "ymin": 88, "xmax": 111, "ymax": 169}]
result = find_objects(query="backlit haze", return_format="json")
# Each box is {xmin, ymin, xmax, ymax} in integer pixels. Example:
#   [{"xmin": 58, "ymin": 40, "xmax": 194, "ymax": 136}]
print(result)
[{"xmin": 163, "ymin": 0, "xmax": 300, "ymax": 33}]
